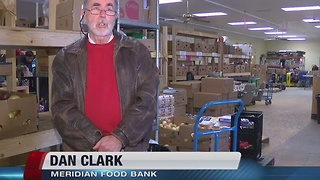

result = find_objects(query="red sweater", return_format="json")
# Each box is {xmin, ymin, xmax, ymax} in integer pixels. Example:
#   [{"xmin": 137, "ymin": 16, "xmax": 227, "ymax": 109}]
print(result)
[{"xmin": 84, "ymin": 39, "xmax": 121, "ymax": 136}]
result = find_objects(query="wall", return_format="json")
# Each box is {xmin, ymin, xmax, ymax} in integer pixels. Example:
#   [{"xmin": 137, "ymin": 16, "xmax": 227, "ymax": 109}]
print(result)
[
  {"xmin": 265, "ymin": 40, "xmax": 320, "ymax": 71},
  {"xmin": 17, "ymin": 1, "xmax": 43, "ymax": 22},
  {"xmin": 220, "ymin": 33, "xmax": 266, "ymax": 64}
]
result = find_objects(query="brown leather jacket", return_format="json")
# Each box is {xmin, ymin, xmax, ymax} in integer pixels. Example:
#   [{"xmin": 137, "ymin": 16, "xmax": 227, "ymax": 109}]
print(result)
[{"xmin": 51, "ymin": 31, "xmax": 159, "ymax": 151}]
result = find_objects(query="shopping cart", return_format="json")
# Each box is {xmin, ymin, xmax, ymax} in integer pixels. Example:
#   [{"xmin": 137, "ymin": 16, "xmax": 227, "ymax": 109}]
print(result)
[
  {"xmin": 193, "ymin": 99, "xmax": 244, "ymax": 152},
  {"xmin": 263, "ymin": 75, "xmax": 274, "ymax": 105}
]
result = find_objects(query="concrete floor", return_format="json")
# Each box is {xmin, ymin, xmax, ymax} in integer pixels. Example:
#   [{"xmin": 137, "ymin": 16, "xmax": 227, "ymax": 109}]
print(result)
[{"xmin": 247, "ymin": 87, "xmax": 320, "ymax": 166}]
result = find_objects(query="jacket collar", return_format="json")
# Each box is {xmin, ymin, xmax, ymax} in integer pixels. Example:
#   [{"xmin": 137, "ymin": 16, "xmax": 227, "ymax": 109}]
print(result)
[{"xmin": 65, "ymin": 30, "xmax": 133, "ymax": 55}]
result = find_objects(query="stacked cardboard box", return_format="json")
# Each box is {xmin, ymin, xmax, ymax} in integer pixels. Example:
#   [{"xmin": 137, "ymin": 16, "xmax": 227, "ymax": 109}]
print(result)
[
  {"xmin": 189, "ymin": 38, "xmax": 218, "ymax": 53},
  {"xmin": 138, "ymin": 39, "xmax": 155, "ymax": 52},
  {"xmin": 162, "ymin": 88, "xmax": 187, "ymax": 117},
  {"xmin": 169, "ymin": 81, "xmax": 201, "ymax": 114},
  {"xmin": 16, "ymin": 18, "xmax": 32, "ymax": 28},
  {"xmin": 252, "ymin": 64, "xmax": 268, "ymax": 84},
  {"xmin": 168, "ymin": 66, "xmax": 188, "ymax": 76},
  {"xmin": 193, "ymin": 78, "xmax": 237, "ymax": 117},
  {"xmin": 56, "ymin": 0, "xmax": 84, "ymax": 31},
  {"xmin": 168, "ymin": 40, "xmax": 191, "ymax": 52},
  {"xmin": 157, "ymin": 116, "xmax": 229, "ymax": 152}
]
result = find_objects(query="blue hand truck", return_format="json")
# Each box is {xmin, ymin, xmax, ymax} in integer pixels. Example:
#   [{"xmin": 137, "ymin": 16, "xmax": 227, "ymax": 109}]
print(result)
[{"xmin": 193, "ymin": 99, "xmax": 244, "ymax": 152}]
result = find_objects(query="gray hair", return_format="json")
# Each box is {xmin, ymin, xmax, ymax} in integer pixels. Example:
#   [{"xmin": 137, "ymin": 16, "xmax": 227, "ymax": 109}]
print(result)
[{"xmin": 83, "ymin": 0, "xmax": 119, "ymax": 11}]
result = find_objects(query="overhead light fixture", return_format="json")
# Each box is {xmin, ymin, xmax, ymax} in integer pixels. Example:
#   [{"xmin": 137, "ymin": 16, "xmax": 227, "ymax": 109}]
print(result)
[
  {"xmin": 264, "ymin": 38, "xmax": 274, "ymax": 41},
  {"xmin": 264, "ymin": 31, "xmax": 286, "ymax": 35},
  {"xmin": 303, "ymin": 18, "xmax": 320, "ymax": 23},
  {"xmin": 192, "ymin": 12, "xmax": 227, "ymax": 17},
  {"xmin": 277, "ymin": 35, "xmax": 297, "ymax": 38},
  {"xmin": 287, "ymin": 38, "xmax": 306, "ymax": 41},
  {"xmin": 228, "ymin": 21, "xmax": 256, "ymax": 25},
  {"xmin": 248, "ymin": 27, "xmax": 273, "ymax": 31},
  {"xmin": 281, "ymin": 6, "xmax": 320, "ymax": 12},
  {"xmin": 159, "ymin": 0, "xmax": 182, "ymax": 4},
  {"xmin": 315, "ymin": 26, "xmax": 320, "ymax": 28}
]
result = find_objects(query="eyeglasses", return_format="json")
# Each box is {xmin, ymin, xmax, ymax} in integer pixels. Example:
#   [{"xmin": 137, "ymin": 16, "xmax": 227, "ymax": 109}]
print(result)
[{"xmin": 85, "ymin": 8, "xmax": 117, "ymax": 16}]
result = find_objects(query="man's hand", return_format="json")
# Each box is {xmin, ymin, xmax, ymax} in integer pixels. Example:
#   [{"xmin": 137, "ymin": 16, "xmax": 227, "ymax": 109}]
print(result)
[{"xmin": 93, "ymin": 135, "xmax": 123, "ymax": 152}]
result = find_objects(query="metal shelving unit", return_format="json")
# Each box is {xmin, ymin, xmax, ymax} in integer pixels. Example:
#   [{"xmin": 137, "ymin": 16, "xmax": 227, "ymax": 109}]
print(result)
[{"xmin": 116, "ymin": 0, "xmax": 161, "ymax": 142}]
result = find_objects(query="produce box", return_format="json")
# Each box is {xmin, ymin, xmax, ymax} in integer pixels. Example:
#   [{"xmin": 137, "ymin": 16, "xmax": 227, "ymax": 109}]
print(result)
[
  {"xmin": 157, "ymin": 116, "xmax": 194, "ymax": 146},
  {"xmin": 0, "ymin": 90, "xmax": 38, "ymax": 139},
  {"xmin": 177, "ymin": 123, "xmax": 230, "ymax": 152}
]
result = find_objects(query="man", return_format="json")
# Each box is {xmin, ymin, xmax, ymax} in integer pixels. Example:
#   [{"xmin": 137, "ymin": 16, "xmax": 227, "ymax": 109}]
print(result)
[
  {"xmin": 51, "ymin": 0, "xmax": 159, "ymax": 152},
  {"xmin": 279, "ymin": 55, "xmax": 286, "ymax": 69},
  {"xmin": 20, "ymin": 50, "xmax": 36, "ymax": 77}
]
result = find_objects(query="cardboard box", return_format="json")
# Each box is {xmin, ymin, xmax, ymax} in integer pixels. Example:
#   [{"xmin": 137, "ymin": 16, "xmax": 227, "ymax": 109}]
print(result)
[
  {"xmin": 240, "ymin": 65, "xmax": 246, "ymax": 72},
  {"xmin": 275, "ymin": 68, "xmax": 286, "ymax": 74},
  {"xmin": 0, "ymin": 90, "xmax": 38, "ymax": 140},
  {"xmin": 234, "ymin": 65, "xmax": 241, "ymax": 73},
  {"xmin": 267, "ymin": 68, "xmax": 276, "ymax": 74},
  {"xmin": 168, "ymin": 40, "xmax": 190, "ymax": 51},
  {"xmin": 201, "ymin": 78, "xmax": 234, "ymax": 93},
  {"xmin": 157, "ymin": 116, "xmax": 195, "ymax": 146},
  {"xmin": 169, "ymin": 81, "xmax": 201, "ymax": 98},
  {"xmin": 198, "ymin": 65, "xmax": 207, "ymax": 75},
  {"xmin": 119, "ymin": 0, "xmax": 152, "ymax": 23},
  {"xmin": 190, "ymin": 43, "xmax": 203, "ymax": 52},
  {"xmin": 16, "ymin": 18, "xmax": 31, "ymax": 27},
  {"xmin": 0, "ymin": 63, "xmax": 12, "ymax": 76},
  {"xmin": 157, "ymin": 124, "xmax": 179, "ymax": 146},
  {"xmin": 206, "ymin": 65, "xmax": 213, "ymax": 74},
  {"xmin": 194, "ymin": 107, "xmax": 221, "ymax": 117},
  {"xmin": 209, "ymin": 44, "xmax": 218, "ymax": 53},
  {"xmin": 177, "ymin": 124, "xmax": 230, "ymax": 151},
  {"xmin": 163, "ymin": 88, "xmax": 187, "ymax": 106},
  {"xmin": 174, "ymin": 105, "xmax": 186, "ymax": 117},
  {"xmin": 56, "ymin": 0, "xmax": 84, "ymax": 31},
  {"xmin": 138, "ymin": 39, "xmax": 155, "ymax": 51},
  {"xmin": 168, "ymin": 66, "xmax": 188, "ymax": 76},
  {"xmin": 188, "ymin": 66, "xmax": 198, "ymax": 75},
  {"xmin": 193, "ymin": 92, "xmax": 222, "ymax": 109}
]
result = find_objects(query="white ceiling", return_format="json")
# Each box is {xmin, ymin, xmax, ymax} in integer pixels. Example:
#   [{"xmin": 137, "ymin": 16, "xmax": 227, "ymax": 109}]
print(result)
[
  {"xmin": 18, "ymin": 0, "xmax": 320, "ymax": 40},
  {"xmin": 159, "ymin": 0, "xmax": 320, "ymax": 40}
]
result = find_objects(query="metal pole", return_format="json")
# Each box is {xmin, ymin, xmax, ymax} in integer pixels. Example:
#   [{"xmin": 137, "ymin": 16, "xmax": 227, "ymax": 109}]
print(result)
[
  {"xmin": 36, "ymin": 2, "xmax": 39, "ymax": 27},
  {"xmin": 117, "ymin": 0, "xmax": 120, "ymax": 32}
]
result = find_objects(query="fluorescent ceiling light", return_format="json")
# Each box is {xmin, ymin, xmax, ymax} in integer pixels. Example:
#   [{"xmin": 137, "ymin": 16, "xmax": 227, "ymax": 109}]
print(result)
[
  {"xmin": 287, "ymin": 38, "xmax": 306, "ymax": 41},
  {"xmin": 159, "ymin": 0, "xmax": 182, "ymax": 4},
  {"xmin": 193, "ymin": 12, "xmax": 227, "ymax": 17},
  {"xmin": 228, "ymin": 21, "xmax": 256, "ymax": 25},
  {"xmin": 281, "ymin": 6, "xmax": 320, "ymax": 12},
  {"xmin": 315, "ymin": 26, "xmax": 320, "ymax": 28},
  {"xmin": 264, "ymin": 31, "xmax": 286, "ymax": 35},
  {"xmin": 303, "ymin": 18, "xmax": 320, "ymax": 23},
  {"xmin": 277, "ymin": 35, "xmax": 297, "ymax": 38},
  {"xmin": 248, "ymin": 27, "xmax": 273, "ymax": 31}
]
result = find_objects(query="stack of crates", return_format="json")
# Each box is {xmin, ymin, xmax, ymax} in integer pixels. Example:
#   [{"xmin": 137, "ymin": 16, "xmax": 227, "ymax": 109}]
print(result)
[{"xmin": 230, "ymin": 111, "xmax": 263, "ymax": 160}]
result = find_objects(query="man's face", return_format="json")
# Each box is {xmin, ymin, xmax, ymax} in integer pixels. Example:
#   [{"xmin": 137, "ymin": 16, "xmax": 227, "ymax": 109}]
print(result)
[
  {"xmin": 83, "ymin": 0, "xmax": 117, "ymax": 37},
  {"xmin": 25, "ymin": 56, "xmax": 33, "ymax": 63}
]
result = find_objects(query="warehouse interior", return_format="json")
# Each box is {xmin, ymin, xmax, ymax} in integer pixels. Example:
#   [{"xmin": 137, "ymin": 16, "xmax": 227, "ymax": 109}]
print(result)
[{"xmin": 0, "ymin": 0, "xmax": 320, "ymax": 167}]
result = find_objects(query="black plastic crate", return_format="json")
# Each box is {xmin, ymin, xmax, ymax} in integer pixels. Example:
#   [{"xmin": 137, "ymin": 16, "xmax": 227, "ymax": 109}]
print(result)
[
  {"xmin": 231, "ymin": 111, "xmax": 263, "ymax": 135},
  {"xmin": 237, "ymin": 135, "xmax": 262, "ymax": 159},
  {"xmin": 230, "ymin": 111, "xmax": 263, "ymax": 160}
]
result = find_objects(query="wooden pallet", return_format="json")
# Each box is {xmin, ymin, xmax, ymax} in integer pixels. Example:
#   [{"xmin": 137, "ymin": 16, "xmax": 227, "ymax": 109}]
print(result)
[
  {"xmin": 258, "ymin": 156, "xmax": 275, "ymax": 166},
  {"xmin": 262, "ymin": 136, "xmax": 270, "ymax": 144}
]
